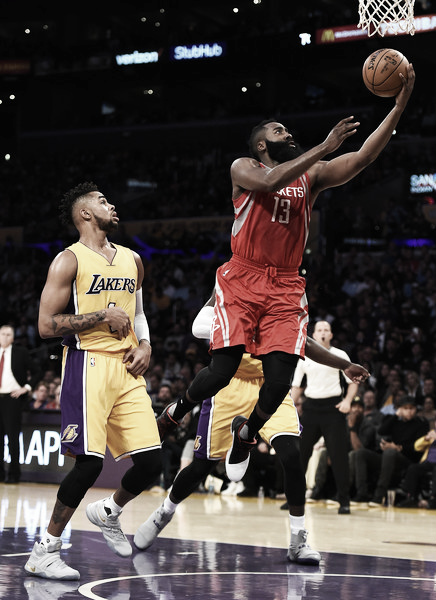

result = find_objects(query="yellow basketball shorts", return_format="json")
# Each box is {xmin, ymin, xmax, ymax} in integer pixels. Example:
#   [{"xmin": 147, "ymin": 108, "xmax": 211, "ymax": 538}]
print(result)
[
  {"xmin": 60, "ymin": 347, "xmax": 160, "ymax": 460},
  {"xmin": 193, "ymin": 375, "xmax": 301, "ymax": 460}
]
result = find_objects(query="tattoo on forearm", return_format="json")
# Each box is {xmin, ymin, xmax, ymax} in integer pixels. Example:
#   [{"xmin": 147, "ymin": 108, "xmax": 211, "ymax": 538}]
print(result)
[{"xmin": 51, "ymin": 311, "xmax": 106, "ymax": 335}]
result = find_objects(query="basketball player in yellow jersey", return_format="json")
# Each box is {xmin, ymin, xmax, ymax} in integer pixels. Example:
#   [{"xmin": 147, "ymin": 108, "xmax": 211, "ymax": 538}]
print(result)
[{"xmin": 24, "ymin": 182, "xmax": 161, "ymax": 582}]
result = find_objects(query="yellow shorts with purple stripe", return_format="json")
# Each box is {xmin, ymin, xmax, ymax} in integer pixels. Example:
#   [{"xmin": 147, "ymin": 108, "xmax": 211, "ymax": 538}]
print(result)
[
  {"xmin": 193, "ymin": 375, "xmax": 301, "ymax": 461},
  {"xmin": 60, "ymin": 347, "xmax": 160, "ymax": 460}
]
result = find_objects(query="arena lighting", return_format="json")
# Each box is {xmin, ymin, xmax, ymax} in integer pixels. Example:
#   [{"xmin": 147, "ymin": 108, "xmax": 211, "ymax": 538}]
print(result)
[
  {"xmin": 5, "ymin": 154, "xmax": 11, "ymax": 161},
  {"xmin": 233, "ymin": 7, "xmax": 239, "ymax": 13},
  {"xmin": 241, "ymin": 86, "xmax": 248, "ymax": 92},
  {"xmin": 299, "ymin": 32, "xmax": 311, "ymax": 45},
  {"xmin": 24, "ymin": 28, "xmax": 30, "ymax": 34}
]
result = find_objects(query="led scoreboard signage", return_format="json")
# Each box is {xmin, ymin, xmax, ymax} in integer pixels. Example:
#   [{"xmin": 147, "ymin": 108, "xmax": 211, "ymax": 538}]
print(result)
[{"xmin": 170, "ymin": 42, "xmax": 226, "ymax": 60}]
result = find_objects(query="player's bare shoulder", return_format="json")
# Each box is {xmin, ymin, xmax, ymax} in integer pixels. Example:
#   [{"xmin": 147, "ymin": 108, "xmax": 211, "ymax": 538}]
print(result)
[
  {"xmin": 231, "ymin": 156, "xmax": 262, "ymax": 175},
  {"xmin": 231, "ymin": 156, "xmax": 268, "ymax": 196},
  {"xmin": 48, "ymin": 248, "xmax": 78, "ymax": 280}
]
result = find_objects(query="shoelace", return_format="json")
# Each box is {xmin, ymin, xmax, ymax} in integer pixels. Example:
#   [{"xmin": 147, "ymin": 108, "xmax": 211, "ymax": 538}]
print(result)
[{"xmin": 104, "ymin": 515, "xmax": 128, "ymax": 541}]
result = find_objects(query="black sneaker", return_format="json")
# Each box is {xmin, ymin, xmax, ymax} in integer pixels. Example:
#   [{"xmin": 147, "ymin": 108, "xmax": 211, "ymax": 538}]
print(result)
[
  {"xmin": 225, "ymin": 416, "xmax": 257, "ymax": 482},
  {"xmin": 156, "ymin": 402, "xmax": 179, "ymax": 440},
  {"xmin": 338, "ymin": 504, "xmax": 351, "ymax": 515}
]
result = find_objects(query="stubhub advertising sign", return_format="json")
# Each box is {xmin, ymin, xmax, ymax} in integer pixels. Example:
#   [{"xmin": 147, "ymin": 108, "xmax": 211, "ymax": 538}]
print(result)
[{"xmin": 171, "ymin": 42, "xmax": 226, "ymax": 60}]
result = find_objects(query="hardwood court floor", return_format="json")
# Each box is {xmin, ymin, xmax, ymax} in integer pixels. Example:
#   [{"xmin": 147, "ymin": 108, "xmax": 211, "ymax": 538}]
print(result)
[{"xmin": 1, "ymin": 482, "xmax": 435, "ymax": 599}]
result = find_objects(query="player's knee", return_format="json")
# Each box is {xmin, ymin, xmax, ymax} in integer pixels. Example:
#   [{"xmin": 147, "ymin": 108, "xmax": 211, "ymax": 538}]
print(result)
[
  {"xmin": 122, "ymin": 449, "xmax": 162, "ymax": 495},
  {"xmin": 74, "ymin": 455, "xmax": 104, "ymax": 486},
  {"xmin": 272, "ymin": 435, "xmax": 301, "ymax": 470},
  {"xmin": 58, "ymin": 455, "xmax": 104, "ymax": 508}
]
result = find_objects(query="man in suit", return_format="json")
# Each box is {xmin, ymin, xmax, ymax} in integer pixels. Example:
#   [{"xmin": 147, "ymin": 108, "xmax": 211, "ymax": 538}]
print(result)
[{"xmin": 0, "ymin": 324, "xmax": 41, "ymax": 483}]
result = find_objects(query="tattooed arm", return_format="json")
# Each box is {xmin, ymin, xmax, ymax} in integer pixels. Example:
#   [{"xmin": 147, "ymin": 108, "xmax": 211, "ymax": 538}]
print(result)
[{"xmin": 38, "ymin": 249, "xmax": 131, "ymax": 340}]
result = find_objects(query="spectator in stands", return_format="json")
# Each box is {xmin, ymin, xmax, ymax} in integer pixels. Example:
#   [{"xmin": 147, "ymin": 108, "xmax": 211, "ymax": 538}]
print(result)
[
  {"xmin": 353, "ymin": 396, "xmax": 429, "ymax": 506},
  {"xmin": 403, "ymin": 369, "xmax": 424, "ymax": 406},
  {"xmin": 422, "ymin": 377, "xmax": 436, "ymax": 401},
  {"xmin": 29, "ymin": 382, "xmax": 49, "ymax": 411},
  {"xmin": 397, "ymin": 425, "xmax": 436, "ymax": 509},
  {"xmin": 45, "ymin": 384, "xmax": 61, "ymax": 411},
  {"xmin": 379, "ymin": 369, "xmax": 404, "ymax": 414},
  {"xmin": 146, "ymin": 372, "xmax": 162, "ymax": 407},
  {"xmin": 153, "ymin": 383, "xmax": 173, "ymax": 416},
  {"xmin": 348, "ymin": 392, "xmax": 382, "ymax": 502},
  {"xmin": 418, "ymin": 395, "xmax": 436, "ymax": 429}
]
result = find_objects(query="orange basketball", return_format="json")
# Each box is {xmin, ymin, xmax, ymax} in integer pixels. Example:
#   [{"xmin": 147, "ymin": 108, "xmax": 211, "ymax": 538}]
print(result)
[{"xmin": 362, "ymin": 48, "xmax": 409, "ymax": 97}]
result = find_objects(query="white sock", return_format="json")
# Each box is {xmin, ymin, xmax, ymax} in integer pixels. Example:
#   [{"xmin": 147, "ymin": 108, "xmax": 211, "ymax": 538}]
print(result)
[
  {"xmin": 289, "ymin": 514, "xmax": 305, "ymax": 536},
  {"xmin": 163, "ymin": 495, "xmax": 178, "ymax": 514},
  {"xmin": 41, "ymin": 531, "xmax": 60, "ymax": 549},
  {"xmin": 105, "ymin": 493, "xmax": 123, "ymax": 515}
]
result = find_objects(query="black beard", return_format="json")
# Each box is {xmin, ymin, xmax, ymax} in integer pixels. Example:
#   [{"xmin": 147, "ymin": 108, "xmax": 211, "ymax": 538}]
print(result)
[
  {"xmin": 94, "ymin": 214, "xmax": 118, "ymax": 233},
  {"xmin": 265, "ymin": 139, "xmax": 303, "ymax": 164}
]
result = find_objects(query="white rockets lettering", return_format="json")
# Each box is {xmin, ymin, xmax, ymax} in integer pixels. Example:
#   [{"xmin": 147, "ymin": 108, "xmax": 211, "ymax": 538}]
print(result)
[{"xmin": 275, "ymin": 186, "xmax": 305, "ymax": 198}]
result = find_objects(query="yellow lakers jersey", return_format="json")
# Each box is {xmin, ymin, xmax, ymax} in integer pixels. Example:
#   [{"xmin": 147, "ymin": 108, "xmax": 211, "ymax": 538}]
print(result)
[{"xmin": 63, "ymin": 242, "xmax": 138, "ymax": 353}]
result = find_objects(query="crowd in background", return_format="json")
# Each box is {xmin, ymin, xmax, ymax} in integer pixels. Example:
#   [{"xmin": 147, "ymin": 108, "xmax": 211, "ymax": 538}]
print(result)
[
  {"xmin": 1, "ymin": 205, "xmax": 436, "ymax": 505},
  {"xmin": 0, "ymin": 88, "xmax": 435, "ymax": 505}
]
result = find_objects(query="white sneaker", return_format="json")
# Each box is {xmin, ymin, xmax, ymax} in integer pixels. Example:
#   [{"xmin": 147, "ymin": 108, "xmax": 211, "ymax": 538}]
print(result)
[
  {"xmin": 287, "ymin": 530, "xmax": 321, "ymax": 566},
  {"xmin": 86, "ymin": 498, "xmax": 132, "ymax": 557},
  {"xmin": 221, "ymin": 481, "xmax": 238, "ymax": 496},
  {"xmin": 134, "ymin": 504, "xmax": 174, "ymax": 550},
  {"xmin": 24, "ymin": 541, "xmax": 80, "ymax": 580}
]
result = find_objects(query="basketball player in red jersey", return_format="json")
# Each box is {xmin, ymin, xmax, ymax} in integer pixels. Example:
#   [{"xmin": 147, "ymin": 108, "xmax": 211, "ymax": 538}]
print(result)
[{"xmin": 157, "ymin": 64, "xmax": 415, "ymax": 485}]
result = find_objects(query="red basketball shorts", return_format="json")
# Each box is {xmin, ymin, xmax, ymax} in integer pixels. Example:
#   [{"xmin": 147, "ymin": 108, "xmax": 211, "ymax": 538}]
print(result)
[{"xmin": 211, "ymin": 255, "xmax": 308, "ymax": 358}]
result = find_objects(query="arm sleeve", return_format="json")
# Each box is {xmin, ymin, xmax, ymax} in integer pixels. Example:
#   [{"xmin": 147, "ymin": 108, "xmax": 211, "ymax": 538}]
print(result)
[
  {"xmin": 192, "ymin": 305, "xmax": 215, "ymax": 339},
  {"xmin": 134, "ymin": 289, "xmax": 150, "ymax": 343},
  {"xmin": 291, "ymin": 359, "xmax": 305, "ymax": 387}
]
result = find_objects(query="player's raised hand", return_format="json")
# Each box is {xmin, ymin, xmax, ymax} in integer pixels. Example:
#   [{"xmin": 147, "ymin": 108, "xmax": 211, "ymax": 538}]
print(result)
[
  {"xmin": 396, "ymin": 62, "xmax": 415, "ymax": 108},
  {"xmin": 323, "ymin": 116, "xmax": 360, "ymax": 154}
]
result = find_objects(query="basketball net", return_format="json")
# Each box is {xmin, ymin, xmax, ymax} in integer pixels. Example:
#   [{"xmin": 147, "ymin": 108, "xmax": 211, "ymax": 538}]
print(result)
[{"xmin": 358, "ymin": 0, "xmax": 416, "ymax": 36}]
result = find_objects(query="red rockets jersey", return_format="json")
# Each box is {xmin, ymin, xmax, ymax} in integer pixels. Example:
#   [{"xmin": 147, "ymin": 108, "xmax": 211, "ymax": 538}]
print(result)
[{"xmin": 231, "ymin": 169, "xmax": 311, "ymax": 269}]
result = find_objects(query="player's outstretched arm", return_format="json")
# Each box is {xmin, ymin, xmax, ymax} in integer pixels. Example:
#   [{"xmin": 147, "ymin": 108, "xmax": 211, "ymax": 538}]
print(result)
[
  {"xmin": 311, "ymin": 63, "xmax": 415, "ymax": 194},
  {"xmin": 305, "ymin": 337, "xmax": 369, "ymax": 383},
  {"xmin": 231, "ymin": 116, "xmax": 360, "ymax": 194}
]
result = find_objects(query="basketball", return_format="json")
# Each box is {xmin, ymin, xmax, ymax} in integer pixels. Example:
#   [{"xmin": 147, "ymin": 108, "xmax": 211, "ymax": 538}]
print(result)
[{"xmin": 362, "ymin": 48, "xmax": 409, "ymax": 97}]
